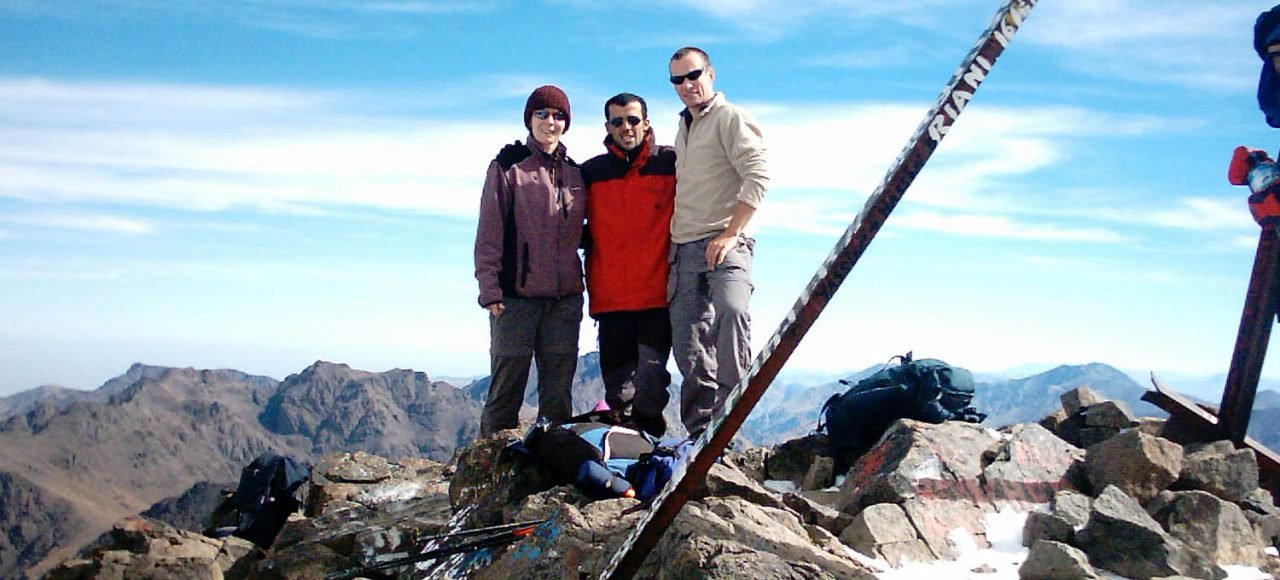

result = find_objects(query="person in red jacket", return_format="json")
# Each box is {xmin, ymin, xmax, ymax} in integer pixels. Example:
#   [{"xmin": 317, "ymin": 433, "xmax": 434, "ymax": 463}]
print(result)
[{"xmin": 581, "ymin": 93, "xmax": 676, "ymax": 437}]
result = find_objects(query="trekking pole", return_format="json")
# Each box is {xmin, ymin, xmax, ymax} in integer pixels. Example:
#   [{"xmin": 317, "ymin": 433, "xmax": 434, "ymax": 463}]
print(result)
[{"xmin": 323, "ymin": 520, "xmax": 544, "ymax": 580}]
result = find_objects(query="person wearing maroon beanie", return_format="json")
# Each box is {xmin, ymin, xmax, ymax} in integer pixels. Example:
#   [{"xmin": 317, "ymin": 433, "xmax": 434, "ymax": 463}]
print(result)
[{"xmin": 473, "ymin": 85, "xmax": 587, "ymax": 435}]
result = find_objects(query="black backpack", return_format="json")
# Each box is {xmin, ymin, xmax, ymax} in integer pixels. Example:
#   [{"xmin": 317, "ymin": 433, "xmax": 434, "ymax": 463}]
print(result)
[
  {"xmin": 521, "ymin": 414, "xmax": 658, "ymax": 500},
  {"xmin": 230, "ymin": 453, "xmax": 311, "ymax": 548},
  {"xmin": 819, "ymin": 353, "xmax": 985, "ymax": 463}
]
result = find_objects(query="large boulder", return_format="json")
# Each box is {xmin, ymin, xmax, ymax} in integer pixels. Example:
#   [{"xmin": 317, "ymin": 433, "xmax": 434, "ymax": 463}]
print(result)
[
  {"xmin": 1018, "ymin": 540, "xmax": 1099, "ymax": 580},
  {"xmin": 1060, "ymin": 386, "xmax": 1104, "ymax": 415},
  {"xmin": 781, "ymin": 492, "xmax": 853, "ymax": 537},
  {"xmin": 838, "ymin": 502, "xmax": 934, "ymax": 566},
  {"xmin": 1175, "ymin": 441, "xmax": 1260, "ymax": 503},
  {"xmin": 837, "ymin": 420, "xmax": 1000, "ymax": 511},
  {"xmin": 1077, "ymin": 486, "xmax": 1224, "ymax": 579},
  {"xmin": 765, "ymin": 433, "xmax": 832, "ymax": 482},
  {"xmin": 470, "ymin": 489, "xmax": 878, "ymax": 579},
  {"xmin": 1084, "ymin": 430, "xmax": 1182, "ymax": 503},
  {"xmin": 835, "ymin": 420, "xmax": 1083, "ymax": 561},
  {"xmin": 445, "ymin": 429, "xmax": 553, "ymax": 526},
  {"xmin": 262, "ymin": 452, "xmax": 456, "ymax": 579},
  {"xmin": 656, "ymin": 497, "xmax": 877, "ymax": 579},
  {"xmin": 1147, "ymin": 490, "xmax": 1267, "ymax": 566},
  {"xmin": 1021, "ymin": 511, "xmax": 1074, "ymax": 547},
  {"xmin": 43, "ymin": 516, "xmax": 262, "ymax": 580},
  {"xmin": 981, "ymin": 423, "xmax": 1082, "ymax": 505},
  {"xmin": 803, "ymin": 456, "xmax": 837, "ymax": 491},
  {"xmin": 1050, "ymin": 489, "xmax": 1091, "ymax": 528}
]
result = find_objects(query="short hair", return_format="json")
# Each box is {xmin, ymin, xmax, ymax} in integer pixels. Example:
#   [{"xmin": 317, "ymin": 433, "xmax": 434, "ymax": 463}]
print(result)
[
  {"xmin": 670, "ymin": 46, "xmax": 711, "ymax": 66},
  {"xmin": 604, "ymin": 93, "xmax": 648, "ymax": 119}
]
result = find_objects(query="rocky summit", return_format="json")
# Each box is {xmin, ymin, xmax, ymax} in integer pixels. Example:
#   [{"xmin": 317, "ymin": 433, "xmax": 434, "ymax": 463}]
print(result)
[{"xmin": 43, "ymin": 386, "xmax": 1280, "ymax": 579}]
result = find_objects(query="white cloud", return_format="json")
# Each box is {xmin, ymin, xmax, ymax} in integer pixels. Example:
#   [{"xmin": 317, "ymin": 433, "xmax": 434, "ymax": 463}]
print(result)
[
  {"xmin": 656, "ymin": 0, "xmax": 1266, "ymax": 90},
  {"xmin": 1029, "ymin": 0, "xmax": 1266, "ymax": 90},
  {"xmin": 803, "ymin": 46, "xmax": 915, "ymax": 69},
  {"xmin": 0, "ymin": 266, "xmax": 126, "ymax": 281},
  {"xmin": 1234, "ymin": 234, "xmax": 1263, "ymax": 249},
  {"xmin": 0, "ymin": 78, "xmax": 564, "ymax": 218},
  {"xmin": 750, "ymin": 102, "xmax": 1165, "ymax": 217},
  {"xmin": 2, "ymin": 213, "xmax": 154, "ymax": 235},
  {"xmin": 0, "ymin": 78, "xmax": 1198, "ymax": 245},
  {"xmin": 1140, "ymin": 197, "xmax": 1255, "ymax": 232},
  {"xmin": 1, "ymin": 0, "xmax": 498, "ymax": 38},
  {"xmin": 661, "ymin": 0, "xmax": 985, "ymax": 38},
  {"xmin": 894, "ymin": 211, "xmax": 1128, "ymax": 243}
]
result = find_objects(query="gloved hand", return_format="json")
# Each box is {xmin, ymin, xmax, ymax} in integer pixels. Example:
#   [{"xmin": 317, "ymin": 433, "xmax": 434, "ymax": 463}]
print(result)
[{"xmin": 955, "ymin": 407, "xmax": 987, "ymax": 424}]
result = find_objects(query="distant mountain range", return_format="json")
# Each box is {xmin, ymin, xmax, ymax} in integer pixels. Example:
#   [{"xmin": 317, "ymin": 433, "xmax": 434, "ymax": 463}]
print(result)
[
  {"xmin": 2, "ymin": 356, "xmax": 1279, "ymax": 578},
  {"xmin": 0, "ymin": 361, "xmax": 480, "ymax": 578}
]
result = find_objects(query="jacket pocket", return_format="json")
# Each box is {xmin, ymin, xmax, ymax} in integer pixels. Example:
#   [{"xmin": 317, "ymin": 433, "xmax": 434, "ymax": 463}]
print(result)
[{"xmin": 521, "ymin": 241, "xmax": 531, "ymax": 288}]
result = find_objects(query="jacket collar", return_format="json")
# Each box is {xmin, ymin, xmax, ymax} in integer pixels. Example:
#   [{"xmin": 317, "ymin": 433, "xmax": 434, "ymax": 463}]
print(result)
[
  {"xmin": 680, "ymin": 92, "xmax": 723, "ymax": 127},
  {"xmin": 525, "ymin": 135, "xmax": 567, "ymax": 161},
  {"xmin": 603, "ymin": 128, "xmax": 654, "ymax": 168}
]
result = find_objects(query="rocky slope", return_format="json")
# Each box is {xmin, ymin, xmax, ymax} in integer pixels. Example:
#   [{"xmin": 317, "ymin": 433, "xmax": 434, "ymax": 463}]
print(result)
[
  {"xmin": 48, "ymin": 387, "xmax": 1280, "ymax": 579},
  {"xmin": 0, "ymin": 361, "xmax": 482, "ymax": 578},
  {"xmin": 0, "ymin": 471, "xmax": 85, "ymax": 576},
  {"xmin": 8, "ymin": 356, "xmax": 1280, "ymax": 577}
]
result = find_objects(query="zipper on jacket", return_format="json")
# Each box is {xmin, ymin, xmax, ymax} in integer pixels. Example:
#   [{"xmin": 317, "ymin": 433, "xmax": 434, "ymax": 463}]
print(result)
[
  {"xmin": 552, "ymin": 159, "xmax": 563, "ymax": 295},
  {"xmin": 521, "ymin": 241, "xmax": 530, "ymax": 288}
]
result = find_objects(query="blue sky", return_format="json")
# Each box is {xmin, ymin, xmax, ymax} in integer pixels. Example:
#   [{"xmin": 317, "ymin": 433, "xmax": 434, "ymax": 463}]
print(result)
[{"xmin": 2, "ymin": 0, "xmax": 1279, "ymax": 397}]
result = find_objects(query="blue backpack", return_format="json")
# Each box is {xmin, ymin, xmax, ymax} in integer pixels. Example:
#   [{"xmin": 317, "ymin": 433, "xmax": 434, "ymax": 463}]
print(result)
[{"xmin": 625, "ymin": 439, "xmax": 694, "ymax": 502}]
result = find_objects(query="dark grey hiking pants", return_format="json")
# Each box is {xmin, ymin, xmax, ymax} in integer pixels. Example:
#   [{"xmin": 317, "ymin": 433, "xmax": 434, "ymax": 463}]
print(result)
[
  {"xmin": 669, "ymin": 236, "xmax": 754, "ymax": 437},
  {"xmin": 597, "ymin": 307, "xmax": 672, "ymax": 436},
  {"xmin": 480, "ymin": 294, "xmax": 582, "ymax": 436}
]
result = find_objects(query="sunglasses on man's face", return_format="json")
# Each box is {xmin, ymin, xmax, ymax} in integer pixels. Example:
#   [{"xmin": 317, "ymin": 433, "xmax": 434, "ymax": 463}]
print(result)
[
  {"xmin": 609, "ymin": 116, "xmax": 643, "ymax": 128},
  {"xmin": 669, "ymin": 68, "xmax": 705, "ymax": 85},
  {"xmin": 533, "ymin": 109, "xmax": 567, "ymax": 121}
]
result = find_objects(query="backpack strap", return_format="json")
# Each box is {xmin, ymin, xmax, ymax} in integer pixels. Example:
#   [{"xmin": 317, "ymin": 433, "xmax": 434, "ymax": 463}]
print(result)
[{"xmin": 817, "ymin": 393, "xmax": 839, "ymax": 433}]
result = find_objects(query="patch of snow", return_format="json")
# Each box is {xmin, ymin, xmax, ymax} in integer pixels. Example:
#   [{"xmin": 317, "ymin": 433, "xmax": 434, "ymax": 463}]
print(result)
[
  {"xmin": 909, "ymin": 456, "xmax": 943, "ymax": 479},
  {"xmin": 355, "ymin": 481, "xmax": 424, "ymax": 505},
  {"xmin": 866, "ymin": 506, "xmax": 1273, "ymax": 580},
  {"xmin": 763, "ymin": 480, "xmax": 799, "ymax": 493},
  {"xmin": 1223, "ymin": 565, "xmax": 1272, "ymax": 580},
  {"xmin": 875, "ymin": 507, "xmax": 1029, "ymax": 579}
]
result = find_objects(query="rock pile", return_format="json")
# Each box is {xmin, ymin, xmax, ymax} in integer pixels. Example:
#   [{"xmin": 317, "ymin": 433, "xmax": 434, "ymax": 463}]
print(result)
[
  {"xmin": 43, "ymin": 387, "xmax": 1280, "ymax": 578},
  {"xmin": 44, "ymin": 517, "xmax": 262, "ymax": 579}
]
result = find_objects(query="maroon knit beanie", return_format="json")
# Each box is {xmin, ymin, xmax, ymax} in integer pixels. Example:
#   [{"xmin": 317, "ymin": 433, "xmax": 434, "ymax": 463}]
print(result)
[{"xmin": 524, "ymin": 85, "xmax": 571, "ymax": 133}]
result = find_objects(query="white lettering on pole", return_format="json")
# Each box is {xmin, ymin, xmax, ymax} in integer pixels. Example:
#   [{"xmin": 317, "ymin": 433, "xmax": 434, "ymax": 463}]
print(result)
[
  {"xmin": 928, "ymin": 1, "xmax": 1027, "ymax": 142},
  {"xmin": 928, "ymin": 115, "xmax": 948, "ymax": 141},
  {"xmin": 961, "ymin": 63, "xmax": 986, "ymax": 90}
]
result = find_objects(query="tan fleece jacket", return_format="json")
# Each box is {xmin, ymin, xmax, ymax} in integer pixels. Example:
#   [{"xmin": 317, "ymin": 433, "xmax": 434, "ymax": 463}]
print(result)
[{"xmin": 671, "ymin": 92, "xmax": 769, "ymax": 244}]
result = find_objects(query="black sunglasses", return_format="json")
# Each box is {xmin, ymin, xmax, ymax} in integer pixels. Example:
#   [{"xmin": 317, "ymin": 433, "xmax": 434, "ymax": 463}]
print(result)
[
  {"xmin": 533, "ymin": 109, "xmax": 567, "ymax": 121},
  {"xmin": 669, "ymin": 68, "xmax": 705, "ymax": 85},
  {"xmin": 609, "ymin": 116, "xmax": 643, "ymax": 128}
]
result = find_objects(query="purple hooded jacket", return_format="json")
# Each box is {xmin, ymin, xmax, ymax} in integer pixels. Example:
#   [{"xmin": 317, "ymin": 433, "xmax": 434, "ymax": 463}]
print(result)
[{"xmin": 474, "ymin": 139, "xmax": 587, "ymax": 307}]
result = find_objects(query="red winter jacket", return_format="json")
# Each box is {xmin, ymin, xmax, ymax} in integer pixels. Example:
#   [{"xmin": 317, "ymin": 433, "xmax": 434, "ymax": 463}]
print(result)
[{"xmin": 581, "ymin": 130, "xmax": 676, "ymax": 316}]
